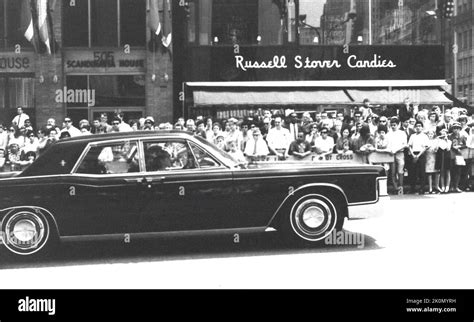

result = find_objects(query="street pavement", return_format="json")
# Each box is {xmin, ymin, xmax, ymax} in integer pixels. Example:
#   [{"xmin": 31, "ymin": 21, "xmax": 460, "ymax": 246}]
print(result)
[{"xmin": 0, "ymin": 192, "xmax": 472, "ymax": 289}]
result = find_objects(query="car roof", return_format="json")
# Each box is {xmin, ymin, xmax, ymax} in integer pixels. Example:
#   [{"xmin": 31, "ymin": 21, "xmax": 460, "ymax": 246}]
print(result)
[{"xmin": 56, "ymin": 130, "xmax": 195, "ymax": 145}]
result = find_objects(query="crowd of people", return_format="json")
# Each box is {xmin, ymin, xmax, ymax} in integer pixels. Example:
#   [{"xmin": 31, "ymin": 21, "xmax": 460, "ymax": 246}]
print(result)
[{"xmin": 1, "ymin": 102, "xmax": 474, "ymax": 195}]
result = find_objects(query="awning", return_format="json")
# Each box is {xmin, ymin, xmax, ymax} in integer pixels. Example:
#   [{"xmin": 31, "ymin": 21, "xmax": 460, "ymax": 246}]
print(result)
[
  {"xmin": 346, "ymin": 88, "xmax": 452, "ymax": 105},
  {"xmin": 443, "ymin": 92, "xmax": 474, "ymax": 112},
  {"xmin": 186, "ymin": 80, "xmax": 450, "ymax": 88},
  {"xmin": 193, "ymin": 90, "xmax": 352, "ymax": 106},
  {"xmin": 188, "ymin": 80, "xmax": 454, "ymax": 106}
]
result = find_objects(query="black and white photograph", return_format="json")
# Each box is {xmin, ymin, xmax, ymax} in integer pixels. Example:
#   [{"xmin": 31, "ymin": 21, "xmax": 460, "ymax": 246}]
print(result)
[{"xmin": 0, "ymin": 0, "xmax": 473, "ymax": 320}]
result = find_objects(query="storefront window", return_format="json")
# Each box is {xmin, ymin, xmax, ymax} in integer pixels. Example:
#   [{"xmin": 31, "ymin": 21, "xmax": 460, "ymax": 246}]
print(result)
[
  {"xmin": 8, "ymin": 78, "xmax": 34, "ymax": 109},
  {"xmin": 63, "ymin": 0, "xmax": 146, "ymax": 48},
  {"xmin": 0, "ymin": 0, "xmax": 33, "ymax": 49},
  {"xmin": 298, "ymin": 0, "xmax": 441, "ymax": 45},
  {"xmin": 187, "ymin": 0, "xmax": 295, "ymax": 45},
  {"xmin": 66, "ymin": 76, "xmax": 88, "ymax": 107},
  {"xmin": 89, "ymin": 75, "xmax": 145, "ymax": 107},
  {"xmin": 0, "ymin": 76, "xmax": 34, "ymax": 125}
]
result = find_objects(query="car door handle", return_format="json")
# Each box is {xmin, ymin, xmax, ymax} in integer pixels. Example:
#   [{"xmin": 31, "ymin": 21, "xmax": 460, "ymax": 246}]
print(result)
[
  {"xmin": 141, "ymin": 176, "xmax": 166, "ymax": 188},
  {"xmin": 124, "ymin": 177, "xmax": 165, "ymax": 186}
]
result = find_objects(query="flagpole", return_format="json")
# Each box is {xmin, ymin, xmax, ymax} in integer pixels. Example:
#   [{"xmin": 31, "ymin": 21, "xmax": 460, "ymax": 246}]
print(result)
[{"xmin": 368, "ymin": 0, "xmax": 372, "ymax": 45}]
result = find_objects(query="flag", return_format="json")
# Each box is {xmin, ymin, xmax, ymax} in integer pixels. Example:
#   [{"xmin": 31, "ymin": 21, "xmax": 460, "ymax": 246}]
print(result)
[
  {"xmin": 161, "ymin": 0, "xmax": 172, "ymax": 49},
  {"xmin": 20, "ymin": 0, "xmax": 36, "ymax": 49},
  {"xmin": 148, "ymin": 0, "xmax": 162, "ymax": 36},
  {"xmin": 47, "ymin": 0, "xmax": 59, "ymax": 53},
  {"xmin": 37, "ymin": 0, "xmax": 51, "ymax": 54}
]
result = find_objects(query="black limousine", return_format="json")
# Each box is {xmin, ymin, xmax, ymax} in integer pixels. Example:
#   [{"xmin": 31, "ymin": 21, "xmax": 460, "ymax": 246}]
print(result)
[{"xmin": 0, "ymin": 131, "xmax": 388, "ymax": 258}]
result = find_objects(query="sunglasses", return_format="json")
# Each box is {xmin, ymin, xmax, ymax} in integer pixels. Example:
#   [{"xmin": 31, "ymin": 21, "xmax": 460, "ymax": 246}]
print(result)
[
  {"xmin": 112, "ymin": 122, "xmax": 120, "ymax": 125},
  {"xmin": 65, "ymin": 120, "xmax": 72, "ymax": 123}
]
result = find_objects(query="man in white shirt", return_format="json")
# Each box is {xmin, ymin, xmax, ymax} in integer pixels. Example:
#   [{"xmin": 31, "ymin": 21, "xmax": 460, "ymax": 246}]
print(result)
[
  {"xmin": 12, "ymin": 107, "xmax": 30, "ymax": 129},
  {"xmin": 386, "ymin": 117, "xmax": 408, "ymax": 194},
  {"xmin": 115, "ymin": 112, "xmax": 133, "ymax": 132},
  {"xmin": 314, "ymin": 127, "xmax": 335, "ymax": 155},
  {"xmin": 61, "ymin": 117, "xmax": 82, "ymax": 137},
  {"xmin": 408, "ymin": 121, "xmax": 429, "ymax": 194},
  {"xmin": 266, "ymin": 116, "xmax": 291, "ymax": 160}
]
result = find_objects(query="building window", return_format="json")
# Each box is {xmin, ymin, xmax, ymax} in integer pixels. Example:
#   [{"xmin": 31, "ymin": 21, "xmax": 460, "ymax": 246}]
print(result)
[
  {"xmin": 469, "ymin": 29, "xmax": 472, "ymax": 48},
  {"xmin": 90, "ymin": 75, "xmax": 145, "ymax": 107},
  {"xmin": 91, "ymin": 0, "xmax": 118, "ymax": 47},
  {"xmin": 299, "ymin": 0, "xmax": 325, "ymax": 45},
  {"xmin": 63, "ymin": 0, "xmax": 89, "ymax": 47},
  {"xmin": 66, "ymin": 76, "xmax": 89, "ymax": 108},
  {"xmin": 0, "ymin": 75, "xmax": 35, "ymax": 125},
  {"xmin": 0, "ymin": 0, "xmax": 33, "ymax": 49},
  {"xmin": 66, "ymin": 75, "xmax": 145, "ymax": 108},
  {"xmin": 0, "ymin": 77, "xmax": 5, "ymax": 109},
  {"xmin": 187, "ymin": 0, "xmax": 295, "ymax": 45},
  {"xmin": 63, "ymin": 0, "xmax": 146, "ymax": 48},
  {"xmin": 120, "ymin": 0, "xmax": 146, "ymax": 46}
]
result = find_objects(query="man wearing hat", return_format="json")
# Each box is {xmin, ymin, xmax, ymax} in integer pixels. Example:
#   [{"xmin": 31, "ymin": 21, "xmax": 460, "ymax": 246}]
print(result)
[{"xmin": 144, "ymin": 116, "xmax": 155, "ymax": 130}]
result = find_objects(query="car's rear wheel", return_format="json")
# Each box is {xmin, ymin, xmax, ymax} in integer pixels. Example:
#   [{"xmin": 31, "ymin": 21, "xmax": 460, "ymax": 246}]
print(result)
[
  {"xmin": 1, "ymin": 209, "xmax": 57, "ymax": 258},
  {"xmin": 288, "ymin": 194, "xmax": 339, "ymax": 243}
]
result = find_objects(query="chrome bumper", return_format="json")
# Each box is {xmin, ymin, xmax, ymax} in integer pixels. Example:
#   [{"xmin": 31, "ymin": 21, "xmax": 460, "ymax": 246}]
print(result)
[{"xmin": 347, "ymin": 196, "xmax": 389, "ymax": 219}]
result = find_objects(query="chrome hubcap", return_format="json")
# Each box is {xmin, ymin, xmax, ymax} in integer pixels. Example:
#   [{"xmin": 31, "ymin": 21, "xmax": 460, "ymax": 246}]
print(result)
[
  {"xmin": 302, "ymin": 206, "xmax": 325, "ymax": 228},
  {"xmin": 293, "ymin": 198, "xmax": 334, "ymax": 239},
  {"xmin": 4, "ymin": 212, "xmax": 46, "ymax": 252},
  {"xmin": 13, "ymin": 219, "xmax": 37, "ymax": 242}
]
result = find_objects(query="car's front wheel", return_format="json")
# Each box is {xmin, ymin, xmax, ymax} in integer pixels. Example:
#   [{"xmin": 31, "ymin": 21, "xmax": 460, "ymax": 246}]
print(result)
[
  {"xmin": 288, "ymin": 194, "xmax": 339, "ymax": 243},
  {"xmin": 1, "ymin": 208, "xmax": 57, "ymax": 258}
]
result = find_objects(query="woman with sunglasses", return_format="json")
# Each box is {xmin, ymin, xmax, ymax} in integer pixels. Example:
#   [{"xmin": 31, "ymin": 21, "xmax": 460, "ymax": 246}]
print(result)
[{"xmin": 22, "ymin": 130, "xmax": 39, "ymax": 156}]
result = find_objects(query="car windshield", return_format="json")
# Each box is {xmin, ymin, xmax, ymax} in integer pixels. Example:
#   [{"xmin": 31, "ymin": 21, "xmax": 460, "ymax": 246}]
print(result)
[{"xmin": 192, "ymin": 135, "xmax": 239, "ymax": 167}]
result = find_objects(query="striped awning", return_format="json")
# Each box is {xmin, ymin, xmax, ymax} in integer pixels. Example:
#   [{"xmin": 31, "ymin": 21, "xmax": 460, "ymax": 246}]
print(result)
[{"xmin": 193, "ymin": 90, "xmax": 352, "ymax": 106}]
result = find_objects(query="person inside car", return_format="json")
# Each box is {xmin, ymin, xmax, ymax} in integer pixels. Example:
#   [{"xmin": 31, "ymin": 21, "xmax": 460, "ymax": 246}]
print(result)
[{"xmin": 145, "ymin": 145, "xmax": 171, "ymax": 171}]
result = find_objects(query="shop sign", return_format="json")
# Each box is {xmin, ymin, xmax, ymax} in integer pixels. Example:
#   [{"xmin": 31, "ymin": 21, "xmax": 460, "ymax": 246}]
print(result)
[
  {"xmin": 185, "ymin": 45, "xmax": 445, "ymax": 81},
  {"xmin": 64, "ymin": 50, "xmax": 146, "ymax": 73},
  {"xmin": 0, "ymin": 53, "xmax": 35, "ymax": 72}
]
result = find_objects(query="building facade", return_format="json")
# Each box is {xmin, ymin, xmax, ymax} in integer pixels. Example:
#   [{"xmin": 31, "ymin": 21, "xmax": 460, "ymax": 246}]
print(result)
[
  {"xmin": 0, "ymin": 0, "xmax": 174, "ymax": 129},
  {"xmin": 1, "ymin": 0, "xmax": 469, "ymax": 129},
  {"xmin": 174, "ymin": 0, "xmax": 454, "ymax": 119},
  {"xmin": 451, "ymin": 0, "xmax": 473, "ymax": 106}
]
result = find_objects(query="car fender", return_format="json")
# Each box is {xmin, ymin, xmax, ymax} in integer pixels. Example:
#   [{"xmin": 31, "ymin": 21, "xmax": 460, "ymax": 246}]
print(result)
[
  {"xmin": 0, "ymin": 206, "xmax": 60, "ymax": 237},
  {"xmin": 266, "ymin": 183, "xmax": 349, "ymax": 229}
]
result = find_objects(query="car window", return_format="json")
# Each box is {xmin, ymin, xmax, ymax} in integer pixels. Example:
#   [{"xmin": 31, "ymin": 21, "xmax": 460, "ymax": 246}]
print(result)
[
  {"xmin": 144, "ymin": 140, "xmax": 196, "ymax": 171},
  {"xmin": 76, "ymin": 141, "xmax": 139, "ymax": 174},
  {"xmin": 189, "ymin": 142, "xmax": 220, "ymax": 168}
]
